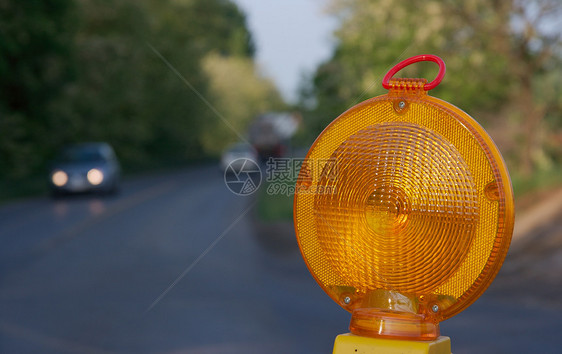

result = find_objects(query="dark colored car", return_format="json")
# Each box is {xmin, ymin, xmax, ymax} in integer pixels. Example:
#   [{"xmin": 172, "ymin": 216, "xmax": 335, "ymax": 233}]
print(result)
[{"xmin": 49, "ymin": 143, "xmax": 121, "ymax": 195}]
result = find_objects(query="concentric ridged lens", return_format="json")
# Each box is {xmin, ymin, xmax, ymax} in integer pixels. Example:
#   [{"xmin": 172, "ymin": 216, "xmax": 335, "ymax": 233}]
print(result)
[{"xmin": 315, "ymin": 122, "xmax": 478, "ymax": 294}]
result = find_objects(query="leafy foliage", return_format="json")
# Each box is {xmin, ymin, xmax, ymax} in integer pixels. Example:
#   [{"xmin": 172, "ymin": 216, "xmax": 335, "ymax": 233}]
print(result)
[
  {"xmin": 0, "ymin": 0, "xmax": 282, "ymax": 184},
  {"xmin": 201, "ymin": 53, "xmax": 284, "ymax": 155},
  {"xmin": 302, "ymin": 0, "xmax": 562, "ymax": 177},
  {"xmin": 0, "ymin": 0, "xmax": 78, "ymax": 177}
]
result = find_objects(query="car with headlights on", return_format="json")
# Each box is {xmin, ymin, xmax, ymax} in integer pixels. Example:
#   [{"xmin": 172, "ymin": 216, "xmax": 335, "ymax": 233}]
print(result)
[{"xmin": 49, "ymin": 143, "xmax": 121, "ymax": 196}]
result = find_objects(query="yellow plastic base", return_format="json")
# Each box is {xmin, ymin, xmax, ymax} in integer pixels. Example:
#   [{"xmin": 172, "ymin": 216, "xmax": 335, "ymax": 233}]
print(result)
[{"xmin": 333, "ymin": 333, "xmax": 451, "ymax": 354}]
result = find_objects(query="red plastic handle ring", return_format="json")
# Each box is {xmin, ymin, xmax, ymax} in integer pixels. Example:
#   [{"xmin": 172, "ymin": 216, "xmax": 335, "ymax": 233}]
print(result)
[{"xmin": 382, "ymin": 54, "xmax": 446, "ymax": 91}]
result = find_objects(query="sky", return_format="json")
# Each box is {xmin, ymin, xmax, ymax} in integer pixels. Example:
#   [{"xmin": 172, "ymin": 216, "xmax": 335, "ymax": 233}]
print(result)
[{"xmin": 232, "ymin": 0, "xmax": 338, "ymax": 103}]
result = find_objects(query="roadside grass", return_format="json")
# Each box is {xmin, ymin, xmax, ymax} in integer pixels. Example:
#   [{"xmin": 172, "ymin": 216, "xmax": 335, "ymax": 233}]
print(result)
[
  {"xmin": 511, "ymin": 165, "xmax": 562, "ymax": 199},
  {"xmin": 256, "ymin": 181, "xmax": 294, "ymax": 222}
]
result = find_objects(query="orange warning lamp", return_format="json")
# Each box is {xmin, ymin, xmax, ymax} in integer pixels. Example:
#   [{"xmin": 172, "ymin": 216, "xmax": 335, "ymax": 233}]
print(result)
[{"xmin": 294, "ymin": 55, "xmax": 514, "ymax": 342}]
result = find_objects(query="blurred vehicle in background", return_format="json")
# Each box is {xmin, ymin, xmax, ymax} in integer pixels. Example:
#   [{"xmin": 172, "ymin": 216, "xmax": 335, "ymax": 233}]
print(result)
[
  {"xmin": 220, "ymin": 142, "xmax": 258, "ymax": 172},
  {"xmin": 49, "ymin": 142, "xmax": 121, "ymax": 196},
  {"xmin": 248, "ymin": 112, "xmax": 300, "ymax": 162}
]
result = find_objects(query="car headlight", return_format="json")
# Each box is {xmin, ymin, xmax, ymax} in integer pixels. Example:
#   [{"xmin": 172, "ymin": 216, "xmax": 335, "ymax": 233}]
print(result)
[
  {"xmin": 87, "ymin": 168, "xmax": 104, "ymax": 185},
  {"xmin": 52, "ymin": 170, "xmax": 68, "ymax": 187}
]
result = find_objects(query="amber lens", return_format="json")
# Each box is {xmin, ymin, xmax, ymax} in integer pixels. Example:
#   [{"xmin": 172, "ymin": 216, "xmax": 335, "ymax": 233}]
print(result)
[
  {"xmin": 317, "ymin": 122, "xmax": 477, "ymax": 294},
  {"xmin": 294, "ymin": 93, "xmax": 514, "ymax": 322}
]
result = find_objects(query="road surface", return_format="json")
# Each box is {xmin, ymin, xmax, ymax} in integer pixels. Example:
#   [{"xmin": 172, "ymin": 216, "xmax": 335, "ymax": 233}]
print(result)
[{"xmin": 1, "ymin": 165, "xmax": 561, "ymax": 353}]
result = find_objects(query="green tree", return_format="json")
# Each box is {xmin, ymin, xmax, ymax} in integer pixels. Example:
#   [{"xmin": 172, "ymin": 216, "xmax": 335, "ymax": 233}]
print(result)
[
  {"xmin": 60, "ymin": 0, "xmax": 155, "ymax": 164},
  {"xmin": 1, "ymin": 0, "xmax": 283, "ymax": 191},
  {"xmin": 141, "ymin": 0, "xmax": 259, "ymax": 162},
  {"xmin": 305, "ymin": 0, "xmax": 562, "ymax": 175},
  {"xmin": 54, "ymin": 0, "xmax": 264, "ymax": 165},
  {"xmin": 200, "ymin": 52, "xmax": 285, "ymax": 155},
  {"xmin": 0, "ymin": 0, "xmax": 77, "ymax": 177}
]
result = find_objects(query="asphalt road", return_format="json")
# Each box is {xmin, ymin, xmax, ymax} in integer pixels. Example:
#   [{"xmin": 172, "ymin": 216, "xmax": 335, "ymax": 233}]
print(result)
[{"xmin": 1, "ymin": 165, "xmax": 561, "ymax": 353}]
